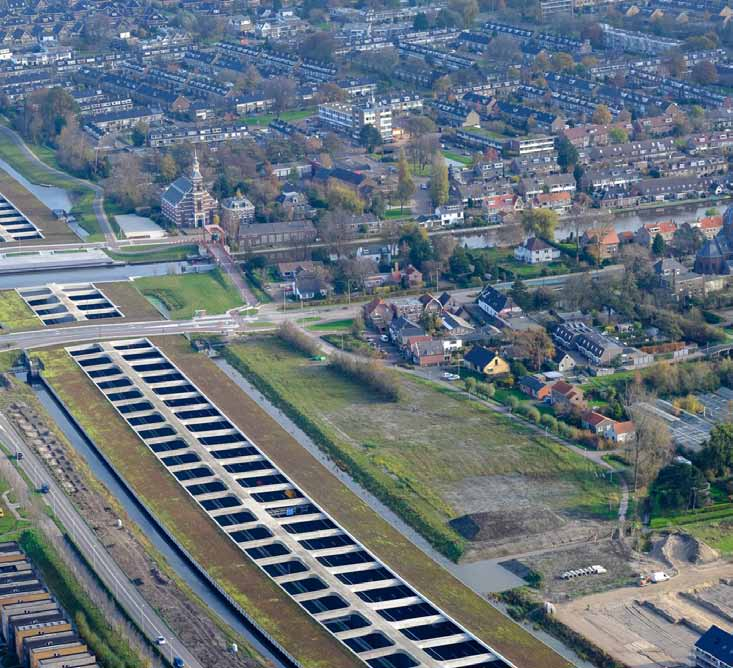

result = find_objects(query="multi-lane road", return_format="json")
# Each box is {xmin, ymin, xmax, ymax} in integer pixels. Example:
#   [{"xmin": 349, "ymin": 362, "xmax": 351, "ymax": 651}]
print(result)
[{"xmin": 0, "ymin": 412, "xmax": 202, "ymax": 668}]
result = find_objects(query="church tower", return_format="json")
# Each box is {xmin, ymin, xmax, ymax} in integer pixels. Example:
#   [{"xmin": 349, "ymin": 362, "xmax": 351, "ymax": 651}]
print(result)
[{"xmin": 191, "ymin": 150, "xmax": 207, "ymax": 228}]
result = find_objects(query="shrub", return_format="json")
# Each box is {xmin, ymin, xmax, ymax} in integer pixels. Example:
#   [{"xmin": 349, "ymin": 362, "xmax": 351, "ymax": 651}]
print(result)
[
  {"xmin": 328, "ymin": 353, "xmax": 402, "ymax": 402},
  {"xmin": 278, "ymin": 321, "xmax": 321, "ymax": 357},
  {"xmin": 526, "ymin": 406, "xmax": 541, "ymax": 423},
  {"xmin": 507, "ymin": 396, "xmax": 519, "ymax": 412},
  {"xmin": 541, "ymin": 414, "xmax": 558, "ymax": 431}
]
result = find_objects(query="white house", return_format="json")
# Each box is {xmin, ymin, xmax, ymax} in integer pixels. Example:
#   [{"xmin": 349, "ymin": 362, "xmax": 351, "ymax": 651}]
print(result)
[
  {"xmin": 514, "ymin": 237, "xmax": 561, "ymax": 264},
  {"xmin": 435, "ymin": 204, "xmax": 464, "ymax": 227}
]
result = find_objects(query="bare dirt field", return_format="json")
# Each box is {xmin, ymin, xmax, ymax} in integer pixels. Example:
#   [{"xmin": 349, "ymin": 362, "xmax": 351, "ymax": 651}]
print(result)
[{"xmin": 556, "ymin": 534, "xmax": 733, "ymax": 668}]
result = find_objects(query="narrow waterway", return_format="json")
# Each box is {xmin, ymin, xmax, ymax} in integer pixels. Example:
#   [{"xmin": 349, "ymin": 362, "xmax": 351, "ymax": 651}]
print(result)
[
  {"xmin": 214, "ymin": 358, "xmax": 595, "ymax": 668},
  {"xmin": 24, "ymin": 373, "xmax": 290, "ymax": 668},
  {"xmin": 0, "ymin": 157, "xmax": 72, "ymax": 211},
  {"xmin": 0, "ymin": 261, "xmax": 187, "ymax": 290}
]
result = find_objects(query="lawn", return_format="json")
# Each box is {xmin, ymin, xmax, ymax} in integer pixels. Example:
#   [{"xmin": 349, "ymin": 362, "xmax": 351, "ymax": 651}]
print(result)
[
  {"xmin": 0, "ymin": 133, "xmax": 101, "ymax": 238},
  {"xmin": 443, "ymin": 150, "xmax": 473, "ymax": 165},
  {"xmin": 106, "ymin": 243, "xmax": 199, "ymax": 265},
  {"xmin": 133, "ymin": 268, "xmax": 243, "ymax": 319},
  {"xmin": 306, "ymin": 318, "xmax": 354, "ymax": 331},
  {"xmin": 0, "ymin": 289, "xmax": 41, "ymax": 332},
  {"xmin": 240, "ymin": 108, "xmax": 316, "ymax": 126},
  {"xmin": 470, "ymin": 247, "xmax": 571, "ymax": 280},
  {"xmin": 224, "ymin": 338, "xmax": 620, "ymax": 561},
  {"xmin": 383, "ymin": 207, "xmax": 412, "ymax": 219}
]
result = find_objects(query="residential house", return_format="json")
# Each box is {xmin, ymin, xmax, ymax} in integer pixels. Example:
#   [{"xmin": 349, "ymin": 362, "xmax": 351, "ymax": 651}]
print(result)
[
  {"xmin": 581, "ymin": 411, "xmax": 616, "ymax": 438},
  {"xmin": 292, "ymin": 273, "xmax": 330, "ymax": 300},
  {"xmin": 477, "ymin": 285, "xmax": 522, "ymax": 319},
  {"xmin": 363, "ymin": 298, "xmax": 393, "ymax": 330},
  {"xmin": 519, "ymin": 375, "xmax": 552, "ymax": 400},
  {"xmin": 553, "ymin": 321, "xmax": 623, "ymax": 366},
  {"xmin": 581, "ymin": 227, "xmax": 620, "ymax": 260},
  {"xmin": 635, "ymin": 220, "xmax": 677, "ymax": 247},
  {"xmin": 463, "ymin": 346, "xmax": 510, "ymax": 376},
  {"xmin": 418, "ymin": 293, "xmax": 444, "ymax": 314},
  {"xmin": 610, "ymin": 421, "xmax": 635, "ymax": 444},
  {"xmin": 555, "ymin": 351, "xmax": 576, "ymax": 373},
  {"xmin": 277, "ymin": 261, "xmax": 321, "ymax": 281},
  {"xmin": 410, "ymin": 339, "xmax": 448, "ymax": 366},
  {"xmin": 514, "ymin": 237, "xmax": 561, "ymax": 264},
  {"xmin": 532, "ymin": 191, "xmax": 572, "ymax": 214},
  {"xmin": 633, "ymin": 175, "xmax": 717, "ymax": 202},
  {"xmin": 389, "ymin": 316, "xmax": 429, "ymax": 350},
  {"xmin": 695, "ymin": 215, "xmax": 723, "ymax": 239},
  {"xmin": 550, "ymin": 380, "xmax": 587, "ymax": 413}
]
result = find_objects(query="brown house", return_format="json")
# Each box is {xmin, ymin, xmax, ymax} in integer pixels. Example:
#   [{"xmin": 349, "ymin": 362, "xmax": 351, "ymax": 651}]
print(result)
[
  {"xmin": 550, "ymin": 381, "xmax": 587, "ymax": 413},
  {"xmin": 363, "ymin": 298, "xmax": 393, "ymax": 330},
  {"xmin": 581, "ymin": 227, "xmax": 619, "ymax": 260}
]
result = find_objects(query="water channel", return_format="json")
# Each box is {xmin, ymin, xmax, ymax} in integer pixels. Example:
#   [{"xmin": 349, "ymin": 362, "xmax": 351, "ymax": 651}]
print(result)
[
  {"xmin": 0, "ymin": 157, "xmax": 72, "ymax": 212},
  {"xmin": 0, "ymin": 261, "xmax": 188, "ymax": 290},
  {"xmin": 22, "ymin": 372, "xmax": 291, "ymax": 668}
]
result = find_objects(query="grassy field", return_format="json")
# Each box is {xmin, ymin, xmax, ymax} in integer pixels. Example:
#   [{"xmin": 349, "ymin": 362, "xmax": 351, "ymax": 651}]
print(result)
[
  {"xmin": 443, "ymin": 150, "xmax": 473, "ymax": 165},
  {"xmin": 0, "ymin": 289, "xmax": 40, "ymax": 332},
  {"xmin": 686, "ymin": 519, "xmax": 733, "ymax": 555},
  {"xmin": 240, "ymin": 109, "xmax": 316, "ymax": 126},
  {"xmin": 225, "ymin": 338, "xmax": 619, "ymax": 560},
  {"xmin": 306, "ymin": 318, "xmax": 354, "ymax": 331},
  {"xmin": 99, "ymin": 281, "xmax": 164, "ymax": 322},
  {"xmin": 133, "ymin": 269, "xmax": 243, "ymax": 319},
  {"xmin": 471, "ymin": 247, "xmax": 571, "ymax": 280},
  {"xmin": 106, "ymin": 243, "xmax": 199, "ymax": 265},
  {"xmin": 0, "ymin": 133, "xmax": 101, "ymax": 239}
]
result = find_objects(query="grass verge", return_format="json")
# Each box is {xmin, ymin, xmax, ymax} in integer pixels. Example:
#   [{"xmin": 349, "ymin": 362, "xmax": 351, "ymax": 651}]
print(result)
[
  {"xmin": 106, "ymin": 244, "xmax": 199, "ymax": 265},
  {"xmin": 133, "ymin": 269, "xmax": 243, "ymax": 319},
  {"xmin": 19, "ymin": 529, "xmax": 141, "ymax": 668},
  {"xmin": 0, "ymin": 289, "xmax": 41, "ymax": 332}
]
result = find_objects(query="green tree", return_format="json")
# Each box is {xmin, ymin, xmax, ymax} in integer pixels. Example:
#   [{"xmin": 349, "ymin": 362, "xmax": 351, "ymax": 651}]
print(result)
[
  {"xmin": 510, "ymin": 279, "xmax": 530, "ymax": 310},
  {"xmin": 449, "ymin": 245, "xmax": 471, "ymax": 276},
  {"xmin": 429, "ymin": 153, "xmax": 449, "ymax": 207},
  {"xmin": 650, "ymin": 463, "xmax": 708, "ymax": 514},
  {"xmin": 359, "ymin": 124, "xmax": 383, "ymax": 152},
  {"xmin": 131, "ymin": 123, "xmax": 147, "ymax": 147},
  {"xmin": 591, "ymin": 103, "xmax": 612, "ymax": 125},
  {"xmin": 520, "ymin": 208, "xmax": 558, "ymax": 240},
  {"xmin": 395, "ymin": 149, "xmax": 415, "ymax": 213},
  {"xmin": 652, "ymin": 232, "xmax": 666, "ymax": 257},
  {"xmin": 699, "ymin": 424, "xmax": 733, "ymax": 477},
  {"xmin": 413, "ymin": 12, "xmax": 429, "ymax": 29},
  {"xmin": 555, "ymin": 135, "xmax": 579, "ymax": 173},
  {"xmin": 608, "ymin": 127, "xmax": 628, "ymax": 144}
]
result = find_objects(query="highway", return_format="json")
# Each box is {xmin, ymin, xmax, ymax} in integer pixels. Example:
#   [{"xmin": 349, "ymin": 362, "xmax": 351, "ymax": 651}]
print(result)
[
  {"xmin": 0, "ymin": 314, "xmax": 252, "ymax": 352},
  {"xmin": 0, "ymin": 412, "xmax": 202, "ymax": 668}
]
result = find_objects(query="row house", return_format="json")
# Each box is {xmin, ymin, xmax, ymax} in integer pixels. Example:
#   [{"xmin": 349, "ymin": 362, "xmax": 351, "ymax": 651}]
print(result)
[{"xmin": 632, "ymin": 175, "xmax": 720, "ymax": 201}]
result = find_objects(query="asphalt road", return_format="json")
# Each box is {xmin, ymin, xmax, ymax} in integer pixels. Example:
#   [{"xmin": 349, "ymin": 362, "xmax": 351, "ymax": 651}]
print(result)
[
  {"xmin": 0, "ymin": 314, "xmax": 247, "ymax": 352},
  {"xmin": 0, "ymin": 412, "xmax": 201, "ymax": 668}
]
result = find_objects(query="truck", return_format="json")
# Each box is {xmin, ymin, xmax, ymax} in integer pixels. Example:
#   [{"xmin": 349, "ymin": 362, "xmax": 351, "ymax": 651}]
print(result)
[{"xmin": 639, "ymin": 571, "xmax": 670, "ymax": 586}]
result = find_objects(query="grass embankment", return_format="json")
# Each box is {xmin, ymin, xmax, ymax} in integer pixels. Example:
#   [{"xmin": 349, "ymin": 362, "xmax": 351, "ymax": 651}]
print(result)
[
  {"xmin": 224, "ymin": 338, "xmax": 619, "ymax": 561},
  {"xmin": 162, "ymin": 336, "xmax": 573, "ymax": 668},
  {"xmin": 19, "ymin": 530, "xmax": 141, "ymax": 668},
  {"xmin": 0, "ymin": 289, "xmax": 41, "ymax": 332},
  {"xmin": 35, "ymin": 344, "xmax": 361, "ymax": 668},
  {"xmin": 0, "ymin": 133, "xmax": 101, "ymax": 239},
  {"xmin": 133, "ymin": 269, "xmax": 243, "ymax": 319},
  {"xmin": 306, "ymin": 318, "xmax": 354, "ymax": 331},
  {"xmin": 106, "ymin": 244, "xmax": 199, "ymax": 265}
]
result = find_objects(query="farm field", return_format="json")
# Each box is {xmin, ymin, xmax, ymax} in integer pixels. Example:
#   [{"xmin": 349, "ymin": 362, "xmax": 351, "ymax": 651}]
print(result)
[
  {"xmin": 224, "ymin": 337, "xmax": 620, "ymax": 563},
  {"xmin": 133, "ymin": 269, "xmax": 243, "ymax": 319}
]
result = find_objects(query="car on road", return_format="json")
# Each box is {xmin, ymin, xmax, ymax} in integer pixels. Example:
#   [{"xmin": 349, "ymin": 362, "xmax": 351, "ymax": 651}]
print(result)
[
  {"xmin": 380, "ymin": 334, "xmax": 389, "ymax": 342},
  {"xmin": 155, "ymin": 636, "xmax": 166, "ymax": 645},
  {"xmin": 442, "ymin": 372, "xmax": 460, "ymax": 381},
  {"xmin": 420, "ymin": 183, "xmax": 428, "ymax": 190},
  {"xmin": 173, "ymin": 658, "xmax": 185, "ymax": 668}
]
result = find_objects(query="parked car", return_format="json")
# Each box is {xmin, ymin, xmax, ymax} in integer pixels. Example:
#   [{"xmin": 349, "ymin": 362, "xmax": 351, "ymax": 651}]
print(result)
[{"xmin": 155, "ymin": 636, "xmax": 166, "ymax": 645}]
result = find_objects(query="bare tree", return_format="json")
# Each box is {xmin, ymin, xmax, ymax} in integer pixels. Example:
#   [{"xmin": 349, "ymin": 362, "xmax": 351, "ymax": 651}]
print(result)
[{"xmin": 626, "ymin": 398, "xmax": 673, "ymax": 500}]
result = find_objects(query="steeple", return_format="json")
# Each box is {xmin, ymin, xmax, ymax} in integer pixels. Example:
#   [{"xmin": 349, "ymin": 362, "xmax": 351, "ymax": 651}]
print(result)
[{"xmin": 192, "ymin": 149, "xmax": 202, "ymax": 180}]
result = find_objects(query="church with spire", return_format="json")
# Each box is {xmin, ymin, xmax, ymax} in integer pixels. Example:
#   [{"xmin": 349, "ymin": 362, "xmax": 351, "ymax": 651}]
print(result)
[{"xmin": 161, "ymin": 151, "xmax": 217, "ymax": 228}]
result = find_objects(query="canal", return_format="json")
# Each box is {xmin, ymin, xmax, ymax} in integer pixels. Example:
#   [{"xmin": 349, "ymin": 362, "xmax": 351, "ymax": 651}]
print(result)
[{"xmin": 23, "ymin": 372, "xmax": 291, "ymax": 668}]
